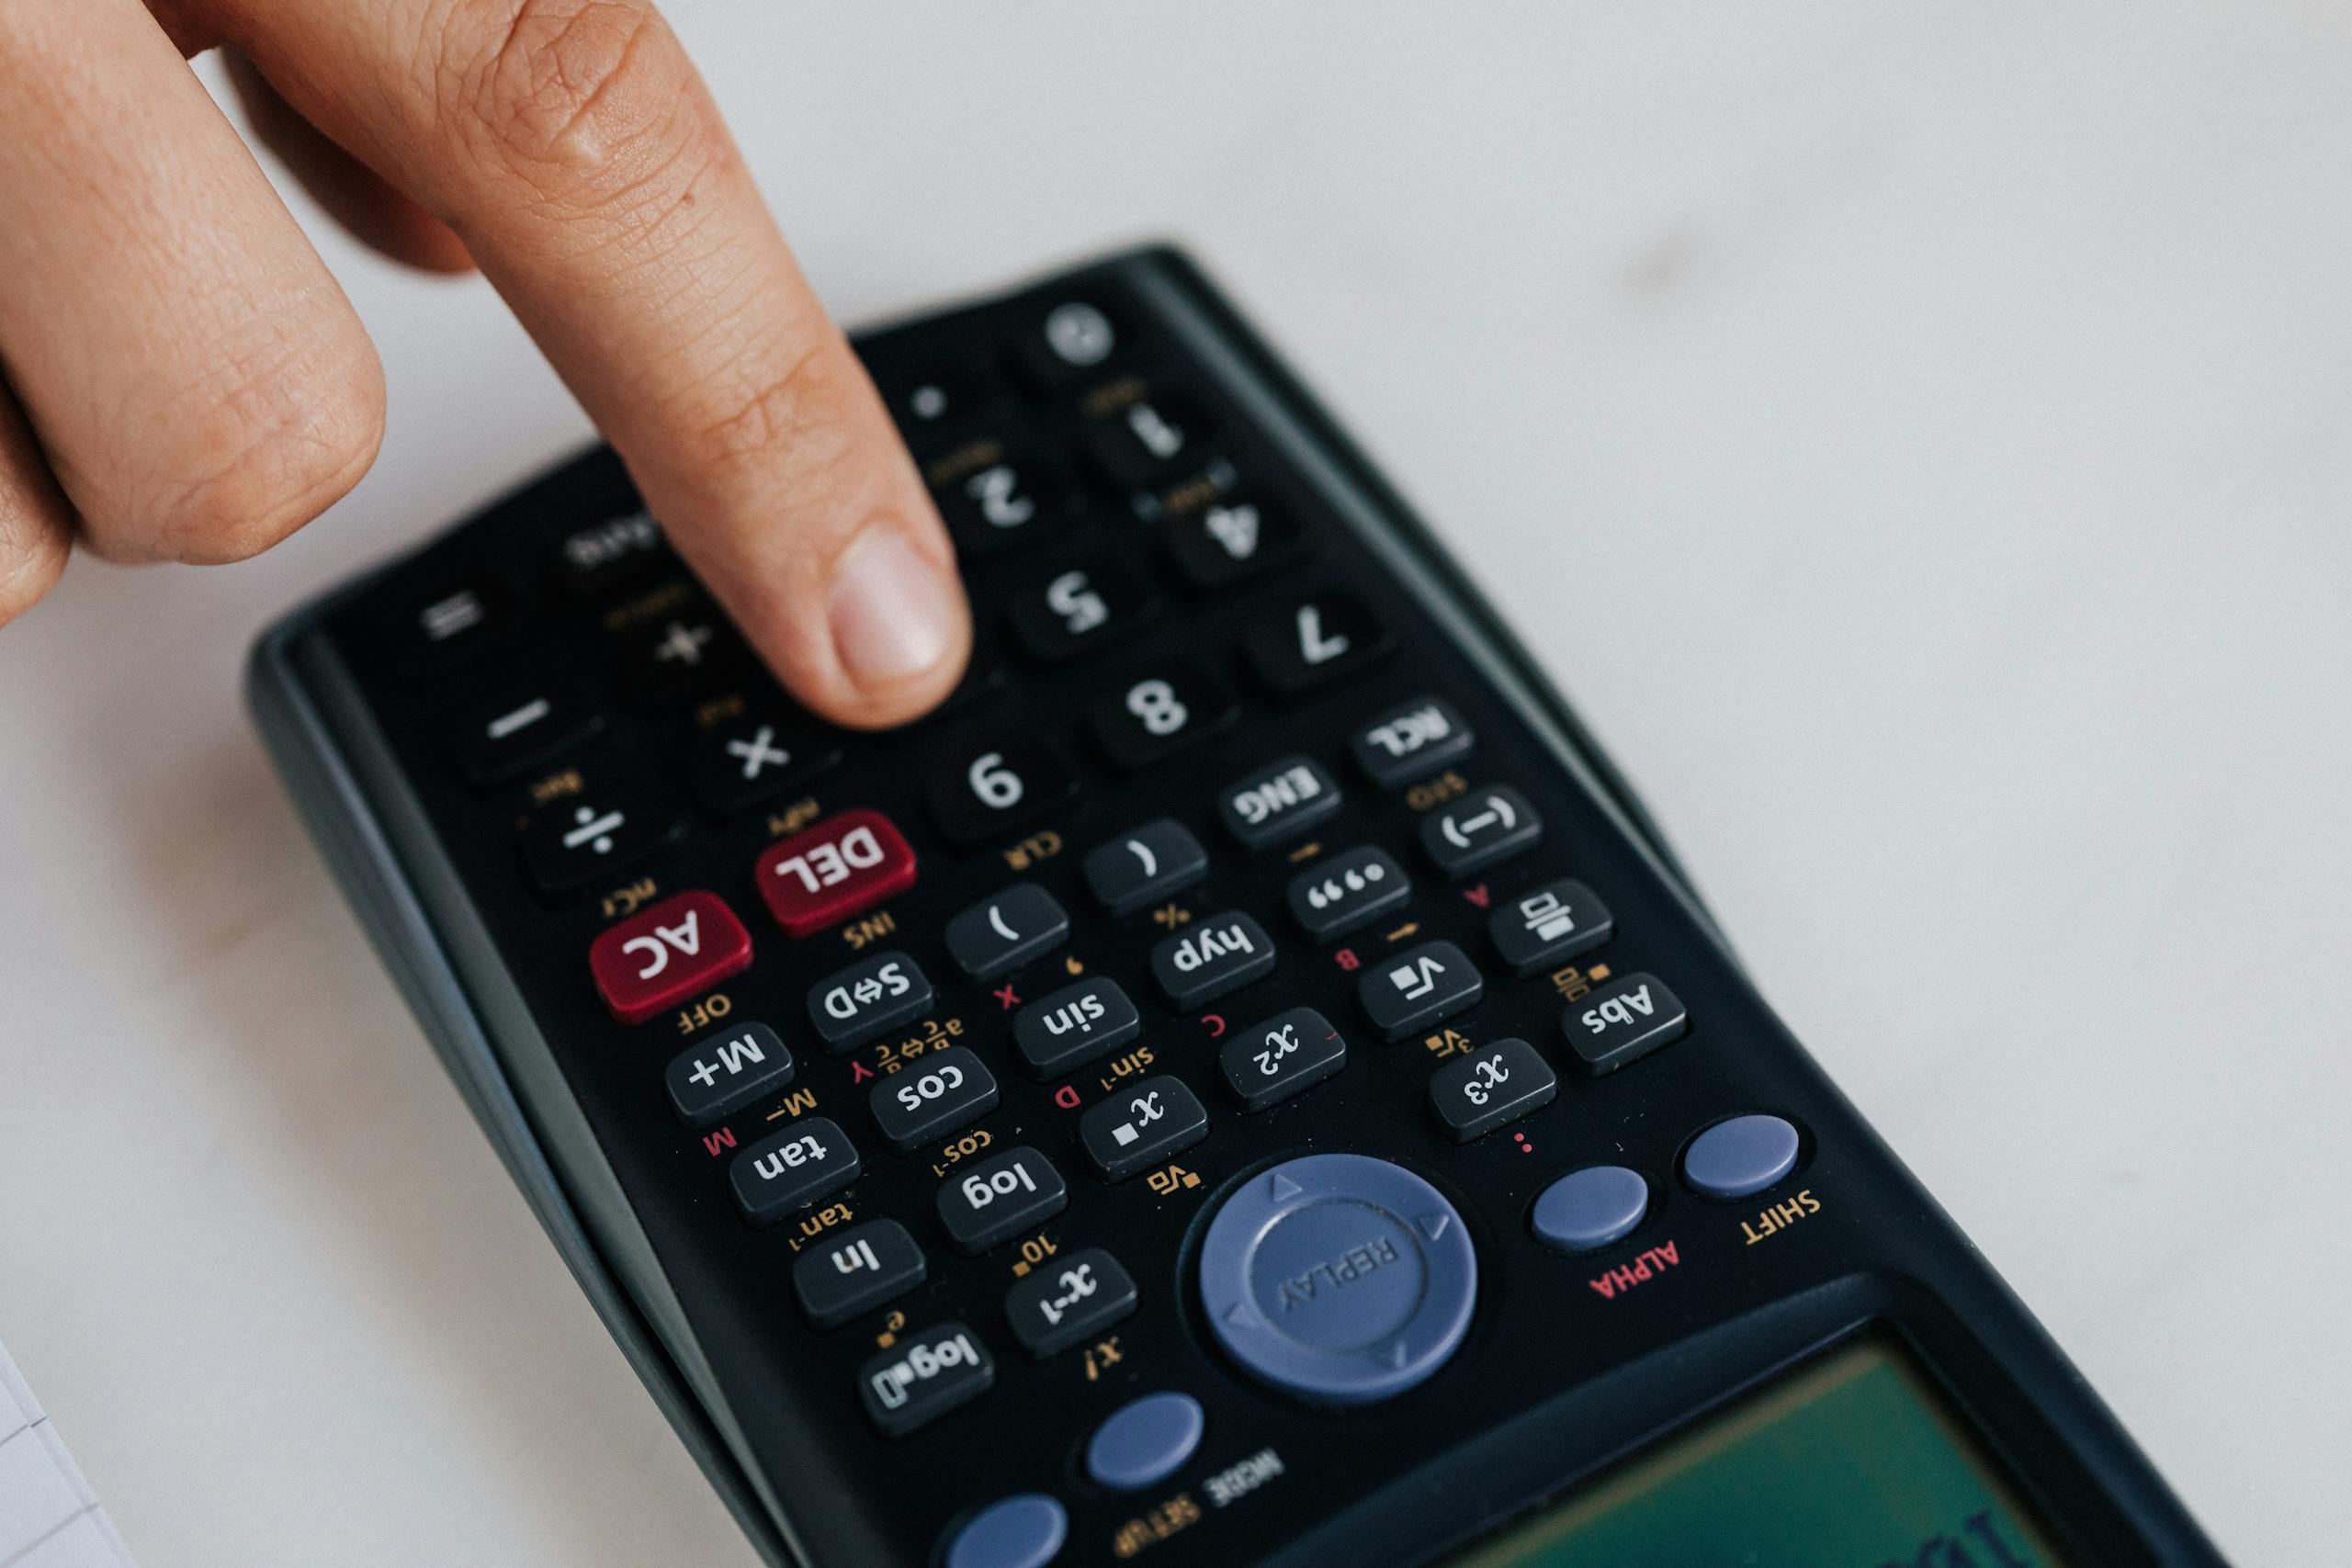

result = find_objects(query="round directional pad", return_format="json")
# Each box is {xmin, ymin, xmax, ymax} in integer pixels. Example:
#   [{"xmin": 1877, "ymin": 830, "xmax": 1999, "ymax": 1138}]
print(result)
[{"xmin": 1198, "ymin": 1154, "xmax": 1476, "ymax": 1404}]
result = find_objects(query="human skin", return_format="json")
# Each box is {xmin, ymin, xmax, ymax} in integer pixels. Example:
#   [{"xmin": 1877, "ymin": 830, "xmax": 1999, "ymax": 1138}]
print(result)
[{"xmin": 0, "ymin": 0, "xmax": 970, "ymax": 729}]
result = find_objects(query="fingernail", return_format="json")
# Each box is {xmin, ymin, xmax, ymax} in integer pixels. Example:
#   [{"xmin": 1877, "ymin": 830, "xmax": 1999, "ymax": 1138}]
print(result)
[{"xmin": 828, "ymin": 525, "xmax": 961, "ymax": 691}]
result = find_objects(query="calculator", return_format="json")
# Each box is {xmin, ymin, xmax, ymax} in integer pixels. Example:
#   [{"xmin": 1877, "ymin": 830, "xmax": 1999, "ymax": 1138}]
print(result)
[{"xmin": 248, "ymin": 247, "xmax": 2220, "ymax": 1568}]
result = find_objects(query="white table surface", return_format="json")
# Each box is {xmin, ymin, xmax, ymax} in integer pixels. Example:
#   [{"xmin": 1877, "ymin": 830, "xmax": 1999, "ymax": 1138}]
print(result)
[{"xmin": 3, "ymin": 5, "xmax": 2346, "ymax": 1563}]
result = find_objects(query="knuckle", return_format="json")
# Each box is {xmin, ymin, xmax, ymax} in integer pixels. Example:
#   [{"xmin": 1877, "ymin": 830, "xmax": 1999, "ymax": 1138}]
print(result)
[
  {"xmin": 442, "ymin": 0, "xmax": 702, "ymax": 207},
  {"xmin": 688, "ymin": 337, "xmax": 866, "ymax": 505},
  {"xmin": 153, "ymin": 344, "xmax": 386, "ymax": 563}
]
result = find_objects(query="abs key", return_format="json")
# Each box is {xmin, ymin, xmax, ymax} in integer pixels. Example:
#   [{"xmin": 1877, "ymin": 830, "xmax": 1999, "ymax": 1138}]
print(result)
[{"xmin": 755, "ymin": 807, "xmax": 917, "ymax": 937}]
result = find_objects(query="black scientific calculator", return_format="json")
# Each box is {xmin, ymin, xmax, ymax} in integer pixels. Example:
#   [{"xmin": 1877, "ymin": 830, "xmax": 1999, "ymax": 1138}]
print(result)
[{"xmin": 250, "ymin": 248, "xmax": 2221, "ymax": 1568}]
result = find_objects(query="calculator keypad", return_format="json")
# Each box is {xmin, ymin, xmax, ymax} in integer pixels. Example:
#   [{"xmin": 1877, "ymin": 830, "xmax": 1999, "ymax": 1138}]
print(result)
[{"xmin": 338, "ymin": 262, "xmax": 1755, "ymax": 1561}]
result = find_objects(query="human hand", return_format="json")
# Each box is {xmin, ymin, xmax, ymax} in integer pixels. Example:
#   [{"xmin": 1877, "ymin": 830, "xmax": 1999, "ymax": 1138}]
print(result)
[{"xmin": 0, "ymin": 0, "xmax": 969, "ymax": 728}]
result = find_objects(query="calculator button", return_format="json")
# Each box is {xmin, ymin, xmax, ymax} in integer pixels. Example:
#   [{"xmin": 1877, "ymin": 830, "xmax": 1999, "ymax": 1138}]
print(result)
[
  {"xmin": 943, "ymin": 1495, "xmax": 1067, "ymax": 1568},
  {"xmin": 1086, "ymin": 1393, "xmax": 1204, "ymax": 1493},
  {"xmin": 888, "ymin": 366, "xmax": 988, "ymax": 432},
  {"xmin": 1149, "ymin": 911, "xmax": 1277, "ymax": 1010},
  {"xmin": 1004, "ymin": 558, "xmax": 1159, "ymax": 663},
  {"xmin": 1084, "ymin": 392, "xmax": 1216, "ymax": 491},
  {"xmin": 551, "ymin": 509, "xmax": 667, "ymax": 599},
  {"xmin": 1086, "ymin": 662, "xmax": 1238, "ymax": 770},
  {"xmin": 730, "ymin": 1117, "xmax": 860, "ymax": 1225},
  {"xmin": 665, "ymin": 1021, "xmax": 793, "ymax": 1126},
  {"xmin": 937, "ymin": 1145, "xmax": 1068, "ymax": 1254},
  {"xmin": 936, "ymin": 451, "xmax": 1069, "ymax": 558},
  {"xmin": 793, "ymin": 1218, "xmax": 926, "ymax": 1330},
  {"xmin": 1011, "ymin": 297, "xmax": 1123, "ymax": 389},
  {"xmin": 1241, "ymin": 592, "xmax": 1393, "ymax": 696},
  {"xmin": 860, "ymin": 1322, "xmax": 994, "ymax": 1438},
  {"xmin": 1080, "ymin": 819, "xmax": 1209, "ymax": 915},
  {"xmin": 1358, "ymin": 939, "xmax": 1482, "ymax": 1043},
  {"xmin": 1003, "ymin": 1247, "xmax": 1138, "ymax": 1359},
  {"xmin": 1219, "ymin": 1007, "xmax": 1348, "ymax": 1112},
  {"xmin": 1560, "ymin": 973, "xmax": 1688, "ymax": 1075},
  {"xmin": 685, "ymin": 706, "xmax": 839, "ymax": 818},
  {"xmin": 1161, "ymin": 497, "xmax": 1306, "ymax": 591},
  {"xmin": 1012, "ymin": 976, "xmax": 1142, "ymax": 1079},
  {"xmin": 450, "ymin": 679, "xmax": 603, "ymax": 786},
  {"xmin": 1419, "ymin": 785, "xmax": 1542, "ymax": 879},
  {"xmin": 807, "ymin": 951, "xmax": 935, "ymax": 1053},
  {"xmin": 755, "ymin": 807, "xmax": 918, "ymax": 937},
  {"xmin": 523, "ymin": 785, "xmax": 674, "ymax": 894},
  {"xmin": 1530, "ymin": 1167, "xmax": 1650, "ymax": 1254},
  {"xmin": 944, "ymin": 884, "xmax": 1070, "ymax": 981},
  {"xmin": 615, "ymin": 610, "xmax": 744, "ymax": 708},
  {"xmin": 1217, "ymin": 756, "xmax": 1342, "ymax": 849},
  {"xmin": 869, "ymin": 1045, "xmax": 1000, "ymax": 1153},
  {"xmin": 1079, "ymin": 1076, "xmax": 1209, "ymax": 1181},
  {"xmin": 925, "ymin": 737, "xmax": 1076, "ymax": 847},
  {"xmin": 387, "ymin": 581, "xmax": 514, "ymax": 681},
  {"xmin": 1350, "ymin": 695, "xmax": 1475, "ymax": 786},
  {"xmin": 1682, "ymin": 1115, "xmax": 1802, "ymax": 1201},
  {"xmin": 1427, "ymin": 1038, "xmax": 1556, "ymax": 1143},
  {"xmin": 1489, "ymin": 878, "xmax": 1613, "ymax": 975},
  {"xmin": 1286, "ymin": 846, "xmax": 1410, "ymax": 941},
  {"xmin": 1197, "ymin": 1154, "xmax": 1476, "ymax": 1405}
]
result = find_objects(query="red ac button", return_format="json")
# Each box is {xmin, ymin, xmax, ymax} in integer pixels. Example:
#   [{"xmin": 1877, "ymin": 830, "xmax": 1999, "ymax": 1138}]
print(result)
[{"xmin": 589, "ymin": 890, "xmax": 752, "ymax": 1024}]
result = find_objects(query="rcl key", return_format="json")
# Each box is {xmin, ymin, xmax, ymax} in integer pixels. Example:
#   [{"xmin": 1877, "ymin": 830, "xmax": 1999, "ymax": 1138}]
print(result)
[
  {"xmin": 756, "ymin": 807, "xmax": 917, "ymax": 937},
  {"xmin": 588, "ymin": 890, "xmax": 752, "ymax": 1024}
]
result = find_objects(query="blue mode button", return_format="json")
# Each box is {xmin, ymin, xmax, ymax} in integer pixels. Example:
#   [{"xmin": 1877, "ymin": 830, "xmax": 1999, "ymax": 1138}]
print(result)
[{"xmin": 1199, "ymin": 1154, "xmax": 1476, "ymax": 1404}]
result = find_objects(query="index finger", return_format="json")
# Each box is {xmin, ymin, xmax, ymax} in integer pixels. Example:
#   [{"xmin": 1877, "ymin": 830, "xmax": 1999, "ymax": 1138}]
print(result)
[{"xmin": 220, "ymin": 0, "xmax": 969, "ymax": 728}]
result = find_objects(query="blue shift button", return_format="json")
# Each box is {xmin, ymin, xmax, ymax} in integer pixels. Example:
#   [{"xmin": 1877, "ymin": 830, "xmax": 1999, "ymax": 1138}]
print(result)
[
  {"xmin": 1530, "ymin": 1165, "xmax": 1650, "ymax": 1253},
  {"xmin": 1199, "ymin": 1153, "xmax": 1476, "ymax": 1404},
  {"xmin": 1683, "ymin": 1114, "xmax": 1803, "ymax": 1200},
  {"xmin": 944, "ymin": 1494, "xmax": 1067, "ymax": 1568},
  {"xmin": 1087, "ymin": 1392, "xmax": 1205, "ymax": 1492}
]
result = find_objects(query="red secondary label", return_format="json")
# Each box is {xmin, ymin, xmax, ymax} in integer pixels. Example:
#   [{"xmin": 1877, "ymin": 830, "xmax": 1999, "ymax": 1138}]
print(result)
[
  {"xmin": 589, "ymin": 889, "xmax": 753, "ymax": 1024},
  {"xmin": 755, "ymin": 807, "xmax": 918, "ymax": 937}
]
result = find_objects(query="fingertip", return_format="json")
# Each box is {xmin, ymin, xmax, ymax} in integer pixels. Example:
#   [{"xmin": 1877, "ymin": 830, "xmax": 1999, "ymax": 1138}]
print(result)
[{"xmin": 808, "ymin": 523, "xmax": 972, "ymax": 730}]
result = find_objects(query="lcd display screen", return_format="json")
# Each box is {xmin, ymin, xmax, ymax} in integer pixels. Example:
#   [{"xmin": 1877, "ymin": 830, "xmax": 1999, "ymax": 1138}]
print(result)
[{"xmin": 1446, "ymin": 1335, "xmax": 2071, "ymax": 1567}]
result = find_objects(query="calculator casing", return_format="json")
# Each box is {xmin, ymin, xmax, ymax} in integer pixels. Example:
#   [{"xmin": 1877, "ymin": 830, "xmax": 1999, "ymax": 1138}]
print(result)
[{"xmin": 247, "ymin": 246, "xmax": 2220, "ymax": 1567}]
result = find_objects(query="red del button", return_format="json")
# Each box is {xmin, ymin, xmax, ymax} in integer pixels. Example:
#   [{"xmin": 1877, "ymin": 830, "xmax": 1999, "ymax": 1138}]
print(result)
[
  {"xmin": 589, "ymin": 890, "xmax": 753, "ymax": 1024},
  {"xmin": 756, "ymin": 807, "xmax": 918, "ymax": 937}
]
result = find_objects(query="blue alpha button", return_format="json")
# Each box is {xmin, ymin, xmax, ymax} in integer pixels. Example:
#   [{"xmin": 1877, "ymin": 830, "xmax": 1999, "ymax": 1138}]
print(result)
[{"xmin": 1199, "ymin": 1154, "xmax": 1476, "ymax": 1404}]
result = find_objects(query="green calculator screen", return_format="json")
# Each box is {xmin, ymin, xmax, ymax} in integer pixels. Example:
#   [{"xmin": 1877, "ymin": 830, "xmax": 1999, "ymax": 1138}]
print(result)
[{"xmin": 1447, "ymin": 1335, "xmax": 2070, "ymax": 1568}]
